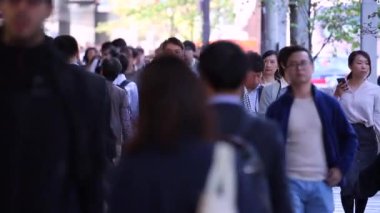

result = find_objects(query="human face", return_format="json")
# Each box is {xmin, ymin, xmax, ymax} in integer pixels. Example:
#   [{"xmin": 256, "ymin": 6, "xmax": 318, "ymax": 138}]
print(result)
[
  {"xmin": 263, "ymin": 54, "xmax": 278, "ymax": 76},
  {"xmin": 184, "ymin": 49, "xmax": 194, "ymax": 63},
  {"xmin": 0, "ymin": 0, "xmax": 52, "ymax": 42},
  {"xmin": 244, "ymin": 71, "xmax": 262, "ymax": 90},
  {"xmin": 349, "ymin": 54, "xmax": 370, "ymax": 80},
  {"xmin": 285, "ymin": 51, "xmax": 314, "ymax": 86},
  {"xmin": 86, "ymin": 49, "xmax": 97, "ymax": 62},
  {"xmin": 163, "ymin": 43, "xmax": 183, "ymax": 58}
]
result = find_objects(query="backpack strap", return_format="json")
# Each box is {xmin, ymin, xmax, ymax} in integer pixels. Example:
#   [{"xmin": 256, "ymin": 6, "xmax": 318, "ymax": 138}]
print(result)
[{"xmin": 118, "ymin": 80, "xmax": 131, "ymax": 89}]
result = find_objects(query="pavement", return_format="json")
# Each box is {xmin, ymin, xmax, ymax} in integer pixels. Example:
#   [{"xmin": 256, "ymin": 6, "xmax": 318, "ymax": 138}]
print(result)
[{"xmin": 333, "ymin": 188, "xmax": 380, "ymax": 213}]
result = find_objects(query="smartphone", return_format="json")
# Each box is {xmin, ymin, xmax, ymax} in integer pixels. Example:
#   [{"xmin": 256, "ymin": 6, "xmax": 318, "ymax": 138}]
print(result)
[{"xmin": 337, "ymin": 78, "xmax": 346, "ymax": 84}]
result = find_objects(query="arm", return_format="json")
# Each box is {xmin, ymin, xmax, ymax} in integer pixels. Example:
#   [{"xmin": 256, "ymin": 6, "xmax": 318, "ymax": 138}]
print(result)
[
  {"xmin": 120, "ymin": 91, "xmax": 132, "ymax": 144},
  {"xmin": 258, "ymin": 85, "xmax": 272, "ymax": 116},
  {"xmin": 261, "ymin": 122, "xmax": 292, "ymax": 213},
  {"xmin": 125, "ymin": 82, "xmax": 139, "ymax": 121}
]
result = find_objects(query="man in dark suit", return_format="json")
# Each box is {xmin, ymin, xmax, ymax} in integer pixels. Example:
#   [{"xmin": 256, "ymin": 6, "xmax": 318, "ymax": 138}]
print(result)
[
  {"xmin": 199, "ymin": 41, "xmax": 292, "ymax": 213},
  {"xmin": 0, "ymin": 0, "xmax": 113, "ymax": 212}
]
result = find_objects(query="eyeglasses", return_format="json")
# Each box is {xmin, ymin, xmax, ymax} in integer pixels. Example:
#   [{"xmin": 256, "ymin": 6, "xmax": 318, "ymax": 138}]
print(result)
[
  {"xmin": 5, "ymin": 0, "xmax": 46, "ymax": 6},
  {"xmin": 285, "ymin": 61, "xmax": 312, "ymax": 70}
]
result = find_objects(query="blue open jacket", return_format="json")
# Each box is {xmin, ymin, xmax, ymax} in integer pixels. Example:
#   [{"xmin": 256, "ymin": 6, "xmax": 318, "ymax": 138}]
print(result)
[{"xmin": 266, "ymin": 85, "xmax": 358, "ymax": 176}]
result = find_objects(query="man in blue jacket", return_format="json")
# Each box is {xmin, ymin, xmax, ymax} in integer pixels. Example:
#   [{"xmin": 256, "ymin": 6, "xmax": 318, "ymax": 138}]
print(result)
[{"xmin": 266, "ymin": 45, "xmax": 357, "ymax": 213}]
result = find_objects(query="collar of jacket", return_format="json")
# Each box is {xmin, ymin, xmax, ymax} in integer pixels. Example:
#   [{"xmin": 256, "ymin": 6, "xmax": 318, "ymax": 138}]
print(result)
[{"xmin": 281, "ymin": 84, "xmax": 322, "ymax": 103}]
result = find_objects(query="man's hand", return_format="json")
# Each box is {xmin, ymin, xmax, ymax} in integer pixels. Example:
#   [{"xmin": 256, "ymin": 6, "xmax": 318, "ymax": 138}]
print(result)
[{"xmin": 326, "ymin": 167, "xmax": 343, "ymax": 186}]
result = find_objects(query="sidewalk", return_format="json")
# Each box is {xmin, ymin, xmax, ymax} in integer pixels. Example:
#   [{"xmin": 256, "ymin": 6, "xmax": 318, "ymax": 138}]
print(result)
[{"xmin": 333, "ymin": 188, "xmax": 380, "ymax": 212}]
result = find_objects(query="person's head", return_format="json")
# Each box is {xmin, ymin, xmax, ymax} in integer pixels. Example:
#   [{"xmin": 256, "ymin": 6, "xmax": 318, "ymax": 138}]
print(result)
[
  {"xmin": 183, "ymin": 40, "xmax": 196, "ymax": 63},
  {"xmin": 53, "ymin": 35, "xmax": 79, "ymax": 63},
  {"xmin": 101, "ymin": 41, "xmax": 118, "ymax": 59},
  {"xmin": 111, "ymin": 38, "xmax": 127, "ymax": 51},
  {"xmin": 83, "ymin": 47, "xmax": 99, "ymax": 64},
  {"xmin": 0, "ymin": 0, "xmax": 53, "ymax": 44},
  {"xmin": 162, "ymin": 37, "xmax": 184, "ymax": 58},
  {"xmin": 283, "ymin": 46, "xmax": 314, "ymax": 86},
  {"xmin": 117, "ymin": 53, "xmax": 129, "ymax": 73},
  {"xmin": 135, "ymin": 47, "xmax": 145, "ymax": 66},
  {"xmin": 347, "ymin": 50, "xmax": 371, "ymax": 80},
  {"xmin": 199, "ymin": 41, "xmax": 249, "ymax": 93},
  {"xmin": 262, "ymin": 50, "xmax": 279, "ymax": 79},
  {"xmin": 277, "ymin": 46, "xmax": 292, "ymax": 80},
  {"xmin": 128, "ymin": 55, "xmax": 212, "ymax": 152},
  {"xmin": 101, "ymin": 57, "xmax": 122, "ymax": 81},
  {"xmin": 244, "ymin": 51, "xmax": 263, "ymax": 90}
]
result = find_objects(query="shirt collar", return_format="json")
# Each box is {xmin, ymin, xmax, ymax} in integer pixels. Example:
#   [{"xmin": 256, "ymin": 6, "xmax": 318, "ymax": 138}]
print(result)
[
  {"xmin": 280, "ymin": 78, "xmax": 289, "ymax": 89},
  {"xmin": 113, "ymin": 73, "xmax": 127, "ymax": 85},
  {"xmin": 209, "ymin": 94, "xmax": 241, "ymax": 106}
]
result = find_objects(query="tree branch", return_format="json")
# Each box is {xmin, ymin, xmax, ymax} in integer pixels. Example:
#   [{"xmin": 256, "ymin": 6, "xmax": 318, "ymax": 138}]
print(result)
[{"xmin": 313, "ymin": 33, "xmax": 333, "ymax": 61}]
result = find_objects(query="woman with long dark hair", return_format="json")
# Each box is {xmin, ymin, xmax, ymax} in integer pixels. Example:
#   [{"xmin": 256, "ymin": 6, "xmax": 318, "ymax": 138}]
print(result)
[
  {"xmin": 107, "ymin": 55, "xmax": 215, "ymax": 213},
  {"xmin": 335, "ymin": 50, "xmax": 380, "ymax": 213}
]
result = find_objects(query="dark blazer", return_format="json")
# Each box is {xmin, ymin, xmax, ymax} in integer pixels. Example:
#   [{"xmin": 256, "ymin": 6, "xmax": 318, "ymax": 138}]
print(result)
[
  {"xmin": 212, "ymin": 103, "xmax": 293, "ymax": 213},
  {"xmin": 108, "ymin": 138, "xmax": 214, "ymax": 213},
  {"xmin": 0, "ymin": 35, "xmax": 112, "ymax": 213}
]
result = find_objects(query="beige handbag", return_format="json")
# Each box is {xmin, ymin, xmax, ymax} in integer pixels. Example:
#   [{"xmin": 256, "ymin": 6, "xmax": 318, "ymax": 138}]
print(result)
[{"xmin": 197, "ymin": 142, "xmax": 238, "ymax": 213}]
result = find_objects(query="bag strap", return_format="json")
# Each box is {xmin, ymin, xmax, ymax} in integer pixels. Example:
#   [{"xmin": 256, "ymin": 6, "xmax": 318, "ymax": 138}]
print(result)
[
  {"xmin": 118, "ymin": 79, "xmax": 131, "ymax": 89},
  {"xmin": 198, "ymin": 142, "xmax": 238, "ymax": 213}
]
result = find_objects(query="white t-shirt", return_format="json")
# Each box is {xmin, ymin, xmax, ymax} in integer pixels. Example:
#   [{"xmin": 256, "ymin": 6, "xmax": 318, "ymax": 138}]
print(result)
[{"xmin": 286, "ymin": 97, "xmax": 328, "ymax": 181}]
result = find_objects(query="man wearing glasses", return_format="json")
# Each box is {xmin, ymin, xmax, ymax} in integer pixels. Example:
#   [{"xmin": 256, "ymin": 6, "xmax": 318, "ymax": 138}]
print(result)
[
  {"xmin": 266, "ymin": 46, "xmax": 358, "ymax": 213},
  {"xmin": 0, "ymin": 0, "xmax": 112, "ymax": 212}
]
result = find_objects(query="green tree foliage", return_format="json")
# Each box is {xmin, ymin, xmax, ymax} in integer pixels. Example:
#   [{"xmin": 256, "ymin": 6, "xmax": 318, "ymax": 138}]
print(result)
[
  {"xmin": 97, "ymin": 0, "xmax": 235, "ymax": 43},
  {"xmin": 311, "ymin": 0, "xmax": 379, "ymax": 58}
]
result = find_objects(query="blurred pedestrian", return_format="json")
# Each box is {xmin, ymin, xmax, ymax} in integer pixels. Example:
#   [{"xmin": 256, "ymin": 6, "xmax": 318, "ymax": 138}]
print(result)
[
  {"xmin": 0, "ymin": 0, "xmax": 113, "ymax": 212},
  {"xmin": 259, "ymin": 46, "xmax": 291, "ymax": 115},
  {"xmin": 242, "ymin": 51, "xmax": 264, "ymax": 116},
  {"xmin": 266, "ymin": 46, "xmax": 358, "ymax": 213},
  {"xmin": 199, "ymin": 41, "xmax": 292, "ymax": 213},
  {"xmin": 334, "ymin": 50, "xmax": 380, "ymax": 213},
  {"xmin": 101, "ymin": 57, "xmax": 132, "ymax": 162},
  {"xmin": 108, "ymin": 55, "xmax": 215, "ymax": 213},
  {"xmin": 183, "ymin": 40, "xmax": 199, "ymax": 75},
  {"xmin": 161, "ymin": 37, "xmax": 184, "ymax": 59}
]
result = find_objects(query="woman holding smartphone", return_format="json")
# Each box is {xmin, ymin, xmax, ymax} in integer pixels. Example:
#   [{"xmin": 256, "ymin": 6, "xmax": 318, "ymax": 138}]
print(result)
[{"xmin": 334, "ymin": 50, "xmax": 380, "ymax": 213}]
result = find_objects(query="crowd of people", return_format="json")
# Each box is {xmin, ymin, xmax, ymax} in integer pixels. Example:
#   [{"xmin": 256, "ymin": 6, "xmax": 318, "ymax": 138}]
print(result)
[{"xmin": 1, "ymin": 0, "xmax": 380, "ymax": 213}]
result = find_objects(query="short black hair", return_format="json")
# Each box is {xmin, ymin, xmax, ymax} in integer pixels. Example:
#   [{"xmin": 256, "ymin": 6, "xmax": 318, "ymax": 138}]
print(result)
[
  {"xmin": 101, "ymin": 41, "xmax": 113, "ymax": 52},
  {"xmin": 53, "ymin": 35, "xmax": 79, "ymax": 62},
  {"xmin": 199, "ymin": 41, "xmax": 249, "ymax": 91},
  {"xmin": 111, "ymin": 38, "xmax": 127, "ymax": 49},
  {"xmin": 135, "ymin": 47, "xmax": 144, "ymax": 55},
  {"xmin": 101, "ymin": 57, "xmax": 122, "ymax": 81},
  {"xmin": 183, "ymin": 40, "xmax": 196, "ymax": 52},
  {"xmin": 283, "ymin": 46, "xmax": 313, "ymax": 67},
  {"xmin": 246, "ymin": 51, "xmax": 263, "ymax": 73},
  {"xmin": 162, "ymin": 37, "xmax": 184, "ymax": 50},
  {"xmin": 118, "ymin": 54, "xmax": 129, "ymax": 73}
]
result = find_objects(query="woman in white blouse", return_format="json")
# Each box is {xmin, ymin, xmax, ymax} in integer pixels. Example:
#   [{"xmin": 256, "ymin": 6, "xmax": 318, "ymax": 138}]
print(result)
[{"xmin": 334, "ymin": 50, "xmax": 380, "ymax": 213}]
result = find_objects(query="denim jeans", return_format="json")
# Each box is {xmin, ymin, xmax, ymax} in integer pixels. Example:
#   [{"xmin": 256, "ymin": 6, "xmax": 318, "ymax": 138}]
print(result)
[{"xmin": 289, "ymin": 178, "xmax": 334, "ymax": 213}]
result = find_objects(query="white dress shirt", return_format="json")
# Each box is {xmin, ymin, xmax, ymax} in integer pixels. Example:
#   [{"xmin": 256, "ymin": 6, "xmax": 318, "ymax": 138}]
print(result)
[
  {"xmin": 338, "ymin": 81, "xmax": 380, "ymax": 133},
  {"xmin": 113, "ymin": 74, "xmax": 139, "ymax": 121}
]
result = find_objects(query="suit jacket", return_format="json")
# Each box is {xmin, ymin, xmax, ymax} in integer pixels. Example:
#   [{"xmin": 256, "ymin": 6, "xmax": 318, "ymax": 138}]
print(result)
[
  {"xmin": 0, "ymin": 34, "xmax": 113, "ymax": 213},
  {"xmin": 106, "ymin": 81, "xmax": 131, "ymax": 145},
  {"xmin": 212, "ymin": 103, "xmax": 292, "ymax": 213}
]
